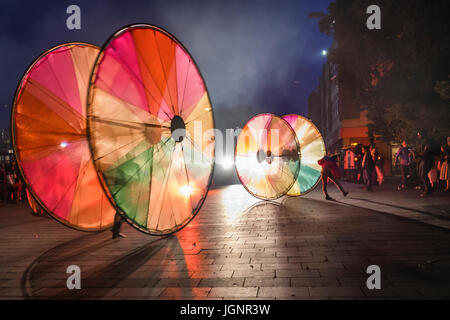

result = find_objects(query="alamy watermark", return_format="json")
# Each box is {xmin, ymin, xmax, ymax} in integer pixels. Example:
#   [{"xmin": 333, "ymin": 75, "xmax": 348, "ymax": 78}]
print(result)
[
  {"xmin": 366, "ymin": 265, "xmax": 381, "ymax": 290},
  {"xmin": 66, "ymin": 5, "xmax": 81, "ymax": 30},
  {"xmin": 66, "ymin": 265, "xmax": 81, "ymax": 289},
  {"xmin": 366, "ymin": 5, "xmax": 381, "ymax": 30}
]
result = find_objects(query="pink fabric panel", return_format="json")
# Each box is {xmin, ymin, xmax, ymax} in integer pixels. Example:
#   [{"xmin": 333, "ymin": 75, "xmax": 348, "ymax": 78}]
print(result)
[
  {"xmin": 96, "ymin": 31, "xmax": 148, "ymax": 111},
  {"xmin": 283, "ymin": 115, "xmax": 297, "ymax": 126},
  {"xmin": 175, "ymin": 45, "xmax": 205, "ymax": 117},
  {"xmin": 21, "ymin": 140, "xmax": 84, "ymax": 220},
  {"xmin": 157, "ymin": 95, "xmax": 174, "ymax": 122},
  {"xmin": 30, "ymin": 47, "xmax": 82, "ymax": 115}
]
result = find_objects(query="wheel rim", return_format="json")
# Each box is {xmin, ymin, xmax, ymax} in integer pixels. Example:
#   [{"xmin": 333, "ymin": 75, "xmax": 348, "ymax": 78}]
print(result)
[
  {"xmin": 235, "ymin": 113, "xmax": 300, "ymax": 200},
  {"xmin": 87, "ymin": 24, "xmax": 215, "ymax": 235},
  {"xmin": 12, "ymin": 42, "xmax": 116, "ymax": 231}
]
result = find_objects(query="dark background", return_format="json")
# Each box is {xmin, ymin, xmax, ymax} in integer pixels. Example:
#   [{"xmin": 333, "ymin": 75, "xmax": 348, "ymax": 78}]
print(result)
[{"xmin": 0, "ymin": 0, "xmax": 332, "ymax": 130}]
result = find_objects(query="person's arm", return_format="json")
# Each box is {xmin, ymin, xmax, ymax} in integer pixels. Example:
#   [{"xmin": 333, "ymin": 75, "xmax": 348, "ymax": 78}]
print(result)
[
  {"xmin": 394, "ymin": 149, "xmax": 400, "ymax": 165},
  {"xmin": 409, "ymin": 149, "xmax": 415, "ymax": 162}
]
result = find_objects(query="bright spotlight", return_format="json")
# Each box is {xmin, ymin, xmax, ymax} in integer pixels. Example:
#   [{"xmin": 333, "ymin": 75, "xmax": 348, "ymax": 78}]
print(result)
[
  {"xmin": 219, "ymin": 157, "xmax": 234, "ymax": 169},
  {"xmin": 179, "ymin": 185, "xmax": 193, "ymax": 198},
  {"xmin": 60, "ymin": 141, "xmax": 68, "ymax": 148},
  {"xmin": 321, "ymin": 50, "xmax": 327, "ymax": 56}
]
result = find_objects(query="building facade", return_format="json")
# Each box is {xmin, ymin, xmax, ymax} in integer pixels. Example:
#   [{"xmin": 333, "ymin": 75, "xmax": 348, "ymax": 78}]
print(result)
[
  {"xmin": 0, "ymin": 129, "xmax": 14, "ymax": 163},
  {"xmin": 308, "ymin": 58, "xmax": 393, "ymax": 176}
]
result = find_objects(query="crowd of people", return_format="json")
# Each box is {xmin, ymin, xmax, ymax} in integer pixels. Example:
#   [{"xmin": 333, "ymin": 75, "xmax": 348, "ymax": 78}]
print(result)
[
  {"xmin": 396, "ymin": 133, "xmax": 450, "ymax": 196},
  {"xmin": 320, "ymin": 132, "xmax": 450, "ymax": 199},
  {"xmin": 2, "ymin": 132, "xmax": 450, "ymax": 206},
  {"xmin": 341, "ymin": 143, "xmax": 384, "ymax": 189}
]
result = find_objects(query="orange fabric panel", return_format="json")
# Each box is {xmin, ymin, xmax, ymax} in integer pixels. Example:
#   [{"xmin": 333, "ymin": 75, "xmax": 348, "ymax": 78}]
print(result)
[{"xmin": 131, "ymin": 29, "xmax": 178, "ymax": 116}]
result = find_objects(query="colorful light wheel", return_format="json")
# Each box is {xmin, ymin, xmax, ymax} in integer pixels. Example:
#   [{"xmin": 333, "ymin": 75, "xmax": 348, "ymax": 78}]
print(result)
[
  {"xmin": 235, "ymin": 113, "xmax": 301, "ymax": 200},
  {"xmin": 87, "ymin": 24, "xmax": 215, "ymax": 235},
  {"xmin": 26, "ymin": 189, "xmax": 42, "ymax": 215},
  {"xmin": 12, "ymin": 42, "xmax": 116, "ymax": 231},
  {"xmin": 282, "ymin": 114, "xmax": 326, "ymax": 196}
]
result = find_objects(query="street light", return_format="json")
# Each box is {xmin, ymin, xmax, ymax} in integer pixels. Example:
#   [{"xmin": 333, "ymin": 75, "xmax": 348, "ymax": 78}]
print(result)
[{"xmin": 321, "ymin": 50, "xmax": 327, "ymax": 56}]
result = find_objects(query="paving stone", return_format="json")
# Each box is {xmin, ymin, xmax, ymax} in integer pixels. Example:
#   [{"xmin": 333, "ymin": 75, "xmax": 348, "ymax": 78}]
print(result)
[
  {"xmin": 191, "ymin": 270, "xmax": 234, "ymax": 279},
  {"xmin": 208, "ymin": 287, "xmax": 258, "ymax": 298},
  {"xmin": 276, "ymin": 269, "xmax": 320, "ymax": 278},
  {"xmin": 258, "ymin": 287, "xmax": 309, "ymax": 298},
  {"xmin": 160, "ymin": 287, "xmax": 211, "ymax": 298},
  {"xmin": 290, "ymin": 277, "xmax": 340, "ymax": 287},
  {"xmin": 198, "ymin": 278, "xmax": 245, "ymax": 287},
  {"xmin": 243, "ymin": 278, "xmax": 290, "ymax": 287},
  {"xmin": 1, "ymin": 181, "xmax": 449, "ymax": 299},
  {"xmin": 232, "ymin": 270, "xmax": 275, "ymax": 278},
  {"xmin": 309, "ymin": 286, "xmax": 365, "ymax": 297},
  {"xmin": 153, "ymin": 278, "xmax": 200, "ymax": 288}
]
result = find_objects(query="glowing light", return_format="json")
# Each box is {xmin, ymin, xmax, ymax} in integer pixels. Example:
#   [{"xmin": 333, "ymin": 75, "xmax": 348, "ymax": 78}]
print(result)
[
  {"xmin": 219, "ymin": 157, "xmax": 234, "ymax": 169},
  {"xmin": 220, "ymin": 185, "xmax": 257, "ymax": 224},
  {"xmin": 60, "ymin": 141, "xmax": 68, "ymax": 148},
  {"xmin": 321, "ymin": 50, "xmax": 327, "ymax": 56},
  {"xmin": 179, "ymin": 185, "xmax": 193, "ymax": 198}
]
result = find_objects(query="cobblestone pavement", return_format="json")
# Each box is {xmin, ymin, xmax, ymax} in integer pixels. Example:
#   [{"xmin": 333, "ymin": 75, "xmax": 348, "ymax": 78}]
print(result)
[{"xmin": 0, "ymin": 179, "xmax": 450, "ymax": 300}]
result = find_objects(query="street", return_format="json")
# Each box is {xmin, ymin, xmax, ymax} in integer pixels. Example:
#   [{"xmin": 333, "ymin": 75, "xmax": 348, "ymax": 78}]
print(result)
[{"xmin": 0, "ymin": 178, "xmax": 450, "ymax": 300}]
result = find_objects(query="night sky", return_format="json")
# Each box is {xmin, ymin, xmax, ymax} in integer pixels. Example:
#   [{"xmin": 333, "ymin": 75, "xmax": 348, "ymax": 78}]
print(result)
[{"xmin": 0, "ymin": 0, "xmax": 332, "ymax": 130}]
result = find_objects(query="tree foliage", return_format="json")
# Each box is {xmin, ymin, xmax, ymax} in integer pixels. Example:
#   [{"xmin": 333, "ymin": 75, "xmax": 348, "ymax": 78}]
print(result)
[{"xmin": 311, "ymin": 0, "xmax": 450, "ymax": 144}]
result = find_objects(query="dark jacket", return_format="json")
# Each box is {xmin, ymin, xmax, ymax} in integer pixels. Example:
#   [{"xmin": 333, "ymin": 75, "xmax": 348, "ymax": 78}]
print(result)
[{"xmin": 362, "ymin": 152, "xmax": 374, "ymax": 169}]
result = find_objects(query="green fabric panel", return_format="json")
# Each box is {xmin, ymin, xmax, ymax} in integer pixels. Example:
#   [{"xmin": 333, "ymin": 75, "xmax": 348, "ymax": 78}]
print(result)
[
  {"xmin": 104, "ymin": 145, "xmax": 153, "ymax": 226},
  {"xmin": 297, "ymin": 164, "xmax": 321, "ymax": 193}
]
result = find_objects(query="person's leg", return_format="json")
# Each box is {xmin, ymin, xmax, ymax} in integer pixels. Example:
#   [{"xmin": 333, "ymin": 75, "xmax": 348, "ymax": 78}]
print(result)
[
  {"xmin": 421, "ymin": 164, "xmax": 432, "ymax": 195},
  {"xmin": 372, "ymin": 168, "xmax": 377, "ymax": 185},
  {"xmin": 364, "ymin": 169, "xmax": 372, "ymax": 190},
  {"xmin": 404, "ymin": 165, "xmax": 409, "ymax": 187},
  {"xmin": 321, "ymin": 171, "xmax": 331, "ymax": 199},
  {"xmin": 400, "ymin": 165, "xmax": 406, "ymax": 187},
  {"xmin": 363, "ymin": 169, "xmax": 368, "ymax": 188},
  {"xmin": 112, "ymin": 212, "xmax": 126, "ymax": 238},
  {"xmin": 328, "ymin": 174, "xmax": 348, "ymax": 196}
]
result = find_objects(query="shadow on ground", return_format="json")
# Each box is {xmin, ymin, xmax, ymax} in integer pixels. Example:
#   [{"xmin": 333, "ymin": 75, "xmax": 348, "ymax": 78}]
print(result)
[{"xmin": 21, "ymin": 232, "xmax": 190, "ymax": 299}]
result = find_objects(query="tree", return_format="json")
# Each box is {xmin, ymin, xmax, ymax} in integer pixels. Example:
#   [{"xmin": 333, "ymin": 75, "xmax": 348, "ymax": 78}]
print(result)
[{"xmin": 310, "ymin": 0, "xmax": 450, "ymax": 144}]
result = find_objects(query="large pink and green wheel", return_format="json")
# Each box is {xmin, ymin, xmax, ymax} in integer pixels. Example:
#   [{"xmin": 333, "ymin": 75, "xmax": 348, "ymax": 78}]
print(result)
[
  {"xmin": 234, "ymin": 113, "xmax": 301, "ymax": 200},
  {"xmin": 12, "ymin": 43, "xmax": 116, "ymax": 231},
  {"xmin": 87, "ymin": 24, "xmax": 215, "ymax": 235},
  {"xmin": 282, "ymin": 114, "xmax": 326, "ymax": 196}
]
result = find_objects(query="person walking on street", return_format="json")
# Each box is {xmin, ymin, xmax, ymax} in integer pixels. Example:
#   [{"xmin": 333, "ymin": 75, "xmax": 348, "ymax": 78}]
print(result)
[
  {"xmin": 395, "ymin": 140, "xmax": 413, "ymax": 190},
  {"xmin": 439, "ymin": 140, "xmax": 449, "ymax": 192},
  {"xmin": 111, "ymin": 212, "xmax": 126, "ymax": 239},
  {"xmin": 416, "ymin": 130, "xmax": 434, "ymax": 196},
  {"xmin": 362, "ymin": 146, "xmax": 374, "ymax": 191},
  {"xmin": 370, "ymin": 144, "xmax": 384, "ymax": 185},
  {"xmin": 318, "ymin": 154, "xmax": 348, "ymax": 200}
]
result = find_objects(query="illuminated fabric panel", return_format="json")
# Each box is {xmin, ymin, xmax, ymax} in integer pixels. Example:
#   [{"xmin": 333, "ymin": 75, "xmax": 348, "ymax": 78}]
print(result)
[
  {"xmin": 235, "ymin": 114, "xmax": 300, "ymax": 200},
  {"xmin": 26, "ymin": 189, "xmax": 41, "ymax": 214},
  {"xmin": 87, "ymin": 24, "xmax": 215, "ymax": 235},
  {"xmin": 282, "ymin": 114, "xmax": 326, "ymax": 196},
  {"xmin": 12, "ymin": 43, "xmax": 115, "ymax": 231}
]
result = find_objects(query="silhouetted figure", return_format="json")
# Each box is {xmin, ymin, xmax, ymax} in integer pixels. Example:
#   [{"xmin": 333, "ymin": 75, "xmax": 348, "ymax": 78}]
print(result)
[
  {"xmin": 439, "ymin": 140, "xmax": 450, "ymax": 192},
  {"xmin": 362, "ymin": 146, "xmax": 374, "ymax": 191},
  {"xmin": 395, "ymin": 140, "xmax": 413, "ymax": 190},
  {"xmin": 318, "ymin": 155, "xmax": 348, "ymax": 200},
  {"xmin": 416, "ymin": 130, "xmax": 434, "ymax": 196},
  {"xmin": 111, "ymin": 212, "xmax": 126, "ymax": 239}
]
